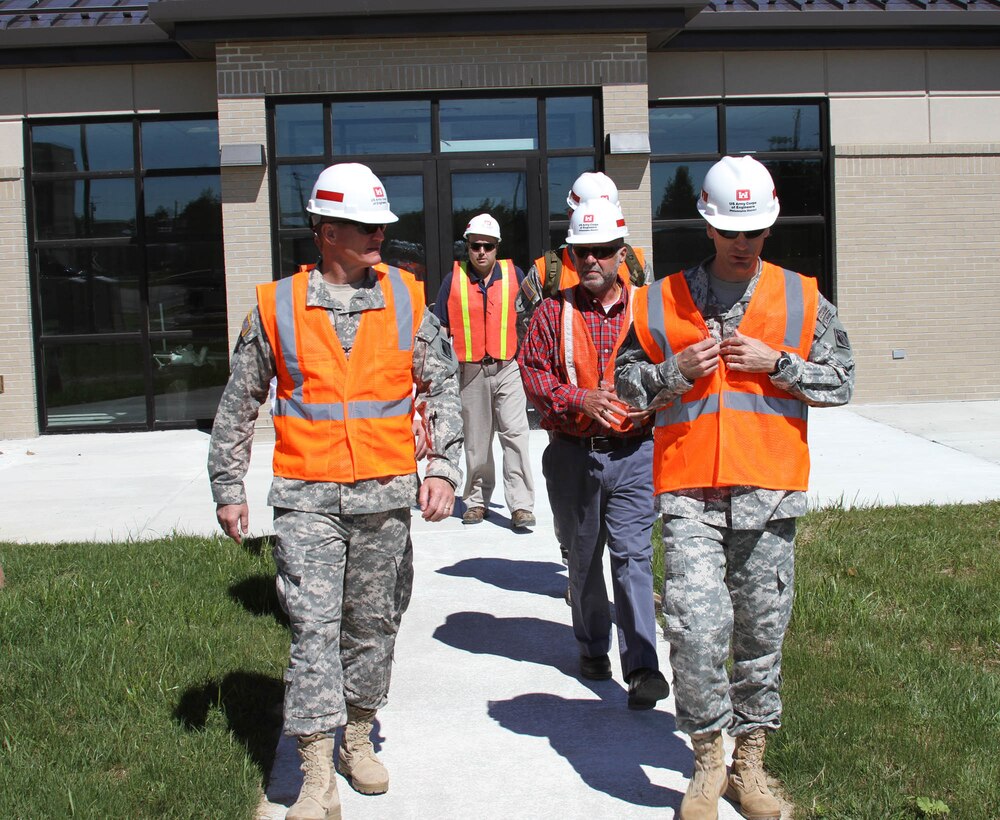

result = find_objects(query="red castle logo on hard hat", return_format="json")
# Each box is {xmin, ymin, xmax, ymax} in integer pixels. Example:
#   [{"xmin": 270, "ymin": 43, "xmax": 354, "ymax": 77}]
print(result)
[
  {"xmin": 736, "ymin": 189, "xmax": 751, "ymax": 201},
  {"xmin": 583, "ymin": 214, "xmax": 595, "ymax": 223},
  {"xmin": 374, "ymin": 186, "xmax": 385, "ymax": 198}
]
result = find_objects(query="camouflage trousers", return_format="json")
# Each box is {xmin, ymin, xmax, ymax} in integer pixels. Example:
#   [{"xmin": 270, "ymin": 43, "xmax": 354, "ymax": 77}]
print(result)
[
  {"xmin": 272, "ymin": 507, "xmax": 414, "ymax": 737},
  {"xmin": 660, "ymin": 515, "xmax": 796, "ymax": 736}
]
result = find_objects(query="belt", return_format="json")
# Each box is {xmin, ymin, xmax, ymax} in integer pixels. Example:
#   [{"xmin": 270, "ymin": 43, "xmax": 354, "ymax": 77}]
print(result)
[
  {"xmin": 554, "ymin": 431, "xmax": 647, "ymax": 454},
  {"xmin": 476, "ymin": 355, "xmax": 506, "ymax": 365}
]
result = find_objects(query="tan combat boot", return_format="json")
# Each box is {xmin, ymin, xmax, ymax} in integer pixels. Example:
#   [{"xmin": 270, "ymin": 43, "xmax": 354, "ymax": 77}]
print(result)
[
  {"xmin": 339, "ymin": 706, "xmax": 389, "ymax": 795},
  {"xmin": 287, "ymin": 734, "xmax": 341, "ymax": 820},
  {"xmin": 725, "ymin": 728, "xmax": 782, "ymax": 820},
  {"xmin": 679, "ymin": 731, "xmax": 727, "ymax": 820}
]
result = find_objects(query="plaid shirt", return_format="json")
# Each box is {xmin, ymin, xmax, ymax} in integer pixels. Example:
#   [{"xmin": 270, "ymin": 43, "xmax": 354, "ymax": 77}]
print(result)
[{"xmin": 518, "ymin": 283, "xmax": 651, "ymax": 438}]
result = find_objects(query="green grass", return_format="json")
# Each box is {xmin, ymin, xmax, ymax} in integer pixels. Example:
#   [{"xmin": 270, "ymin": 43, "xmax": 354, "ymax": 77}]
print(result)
[
  {"xmin": 0, "ymin": 535, "xmax": 288, "ymax": 819},
  {"xmin": 654, "ymin": 502, "xmax": 1000, "ymax": 819}
]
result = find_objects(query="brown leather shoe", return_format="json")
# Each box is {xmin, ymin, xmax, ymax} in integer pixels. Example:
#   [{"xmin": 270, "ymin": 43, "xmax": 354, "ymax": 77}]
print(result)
[
  {"xmin": 462, "ymin": 506, "xmax": 486, "ymax": 525},
  {"xmin": 511, "ymin": 509, "xmax": 536, "ymax": 529}
]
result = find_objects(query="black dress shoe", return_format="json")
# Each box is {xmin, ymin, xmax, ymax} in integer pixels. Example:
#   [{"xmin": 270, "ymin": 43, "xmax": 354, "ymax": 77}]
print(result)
[
  {"xmin": 627, "ymin": 668, "xmax": 670, "ymax": 710},
  {"xmin": 579, "ymin": 653, "xmax": 612, "ymax": 681}
]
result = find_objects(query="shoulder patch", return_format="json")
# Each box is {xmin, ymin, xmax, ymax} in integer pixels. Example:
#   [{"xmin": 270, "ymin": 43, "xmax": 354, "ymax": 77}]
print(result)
[
  {"xmin": 817, "ymin": 302, "xmax": 836, "ymax": 329},
  {"xmin": 835, "ymin": 328, "xmax": 850, "ymax": 349},
  {"xmin": 240, "ymin": 310, "xmax": 255, "ymax": 339}
]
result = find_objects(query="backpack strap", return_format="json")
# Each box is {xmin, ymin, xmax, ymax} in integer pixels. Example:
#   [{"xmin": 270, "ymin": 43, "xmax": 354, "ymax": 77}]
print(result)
[
  {"xmin": 542, "ymin": 249, "xmax": 562, "ymax": 298},
  {"xmin": 624, "ymin": 244, "xmax": 645, "ymax": 287}
]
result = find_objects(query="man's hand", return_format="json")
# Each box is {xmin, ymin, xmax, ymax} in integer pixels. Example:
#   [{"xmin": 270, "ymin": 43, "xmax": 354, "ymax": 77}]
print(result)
[
  {"xmin": 217, "ymin": 503, "xmax": 249, "ymax": 544},
  {"xmin": 676, "ymin": 336, "xmax": 721, "ymax": 381},
  {"xmin": 582, "ymin": 387, "xmax": 626, "ymax": 430},
  {"xmin": 720, "ymin": 329, "xmax": 780, "ymax": 373},
  {"xmin": 419, "ymin": 477, "xmax": 455, "ymax": 522}
]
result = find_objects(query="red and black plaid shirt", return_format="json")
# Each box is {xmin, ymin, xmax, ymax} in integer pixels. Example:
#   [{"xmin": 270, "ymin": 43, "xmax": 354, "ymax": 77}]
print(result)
[{"xmin": 518, "ymin": 284, "xmax": 651, "ymax": 438}]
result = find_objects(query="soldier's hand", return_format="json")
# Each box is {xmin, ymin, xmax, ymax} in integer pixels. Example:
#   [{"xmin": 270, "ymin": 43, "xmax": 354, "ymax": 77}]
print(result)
[
  {"xmin": 419, "ymin": 477, "xmax": 455, "ymax": 522},
  {"xmin": 720, "ymin": 329, "xmax": 780, "ymax": 373},
  {"xmin": 676, "ymin": 337, "xmax": 720, "ymax": 381},
  {"xmin": 217, "ymin": 503, "xmax": 249, "ymax": 544},
  {"xmin": 412, "ymin": 412, "xmax": 430, "ymax": 461}
]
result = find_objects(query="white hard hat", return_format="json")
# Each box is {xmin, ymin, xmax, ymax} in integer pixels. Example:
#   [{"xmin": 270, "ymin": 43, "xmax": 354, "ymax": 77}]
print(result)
[
  {"xmin": 566, "ymin": 171, "xmax": 619, "ymax": 211},
  {"xmin": 463, "ymin": 213, "xmax": 501, "ymax": 241},
  {"xmin": 696, "ymin": 155, "xmax": 779, "ymax": 232},
  {"xmin": 307, "ymin": 163, "xmax": 399, "ymax": 225},
  {"xmin": 565, "ymin": 198, "xmax": 629, "ymax": 245}
]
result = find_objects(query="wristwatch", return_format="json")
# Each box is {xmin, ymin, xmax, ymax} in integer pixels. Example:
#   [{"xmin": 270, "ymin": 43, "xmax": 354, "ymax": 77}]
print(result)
[{"xmin": 770, "ymin": 352, "xmax": 792, "ymax": 376}]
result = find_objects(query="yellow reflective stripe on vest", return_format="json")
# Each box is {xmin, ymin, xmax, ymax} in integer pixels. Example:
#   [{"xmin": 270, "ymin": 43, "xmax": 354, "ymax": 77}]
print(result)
[
  {"xmin": 497, "ymin": 259, "xmax": 513, "ymax": 361},
  {"xmin": 457, "ymin": 262, "xmax": 474, "ymax": 363}
]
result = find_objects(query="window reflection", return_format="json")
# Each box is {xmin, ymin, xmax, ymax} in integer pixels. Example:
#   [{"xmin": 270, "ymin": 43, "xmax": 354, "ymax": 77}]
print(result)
[
  {"xmin": 652, "ymin": 161, "xmax": 713, "ymax": 220},
  {"xmin": 332, "ymin": 100, "xmax": 431, "ymax": 155},
  {"xmin": 34, "ymin": 178, "xmax": 136, "ymax": 240},
  {"xmin": 547, "ymin": 157, "xmax": 594, "ymax": 220},
  {"xmin": 275, "ymin": 103, "xmax": 324, "ymax": 157},
  {"xmin": 546, "ymin": 97, "xmax": 594, "ymax": 150},
  {"xmin": 142, "ymin": 120, "xmax": 219, "ymax": 169},
  {"xmin": 43, "ymin": 341, "xmax": 146, "ymax": 427},
  {"xmin": 31, "ymin": 122, "xmax": 133, "ymax": 173},
  {"xmin": 726, "ymin": 106, "xmax": 820, "ymax": 153},
  {"xmin": 440, "ymin": 98, "xmax": 537, "ymax": 152},
  {"xmin": 147, "ymin": 242, "xmax": 226, "ymax": 335},
  {"xmin": 277, "ymin": 164, "xmax": 325, "ymax": 229},
  {"xmin": 760, "ymin": 159, "xmax": 823, "ymax": 217},
  {"xmin": 152, "ymin": 334, "xmax": 229, "ymax": 424},
  {"xmin": 144, "ymin": 176, "xmax": 222, "ymax": 239},
  {"xmin": 650, "ymin": 107, "xmax": 718, "ymax": 155},
  {"xmin": 381, "ymin": 175, "xmax": 426, "ymax": 281},
  {"xmin": 653, "ymin": 226, "xmax": 714, "ymax": 279},
  {"xmin": 38, "ymin": 246, "xmax": 140, "ymax": 335}
]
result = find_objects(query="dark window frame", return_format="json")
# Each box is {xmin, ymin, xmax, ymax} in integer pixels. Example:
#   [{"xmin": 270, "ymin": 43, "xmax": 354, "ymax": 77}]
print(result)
[
  {"xmin": 648, "ymin": 97, "xmax": 835, "ymax": 301},
  {"xmin": 266, "ymin": 89, "xmax": 602, "ymax": 293},
  {"xmin": 25, "ymin": 112, "xmax": 224, "ymax": 434}
]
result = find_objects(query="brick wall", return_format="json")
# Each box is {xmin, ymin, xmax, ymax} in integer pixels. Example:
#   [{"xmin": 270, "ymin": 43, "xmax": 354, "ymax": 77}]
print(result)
[
  {"xmin": 835, "ymin": 143, "xmax": 1000, "ymax": 403},
  {"xmin": 0, "ymin": 166, "xmax": 36, "ymax": 438},
  {"xmin": 603, "ymin": 82, "xmax": 652, "ymax": 263}
]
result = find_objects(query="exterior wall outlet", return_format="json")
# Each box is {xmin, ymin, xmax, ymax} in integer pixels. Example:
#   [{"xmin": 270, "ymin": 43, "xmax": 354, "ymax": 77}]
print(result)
[{"xmin": 891, "ymin": 349, "xmax": 906, "ymax": 360}]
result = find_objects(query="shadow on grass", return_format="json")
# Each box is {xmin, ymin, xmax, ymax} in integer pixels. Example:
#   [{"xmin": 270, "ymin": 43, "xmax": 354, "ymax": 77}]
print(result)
[
  {"xmin": 239, "ymin": 535, "xmax": 274, "ymax": 557},
  {"xmin": 229, "ymin": 574, "xmax": 289, "ymax": 627},
  {"xmin": 174, "ymin": 671, "xmax": 284, "ymax": 775}
]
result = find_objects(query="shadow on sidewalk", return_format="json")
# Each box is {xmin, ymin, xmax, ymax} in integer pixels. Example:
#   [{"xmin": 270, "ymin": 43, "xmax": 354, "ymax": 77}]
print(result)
[
  {"xmin": 434, "ymin": 611, "xmax": 687, "ymax": 808},
  {"xmin": 437, "ymin": 556, "xmax": 567, "ymax": 600}
]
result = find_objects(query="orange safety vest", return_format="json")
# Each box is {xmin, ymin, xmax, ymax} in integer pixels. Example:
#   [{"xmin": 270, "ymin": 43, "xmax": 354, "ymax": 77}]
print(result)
[
  {"xmin": 535, "ymin": 246, "xmax": 647, "ymax": 292},
  {"xmin": 257, "ymin": 264, "xmax": 423, "ymax": 483},
  {"xmin": 557, "ymin": 277, "xmax": 636, "ymax": 434},
  {"xmin": 631, "ymin": 262, "xmax": 819, "ymax": 493},
  {"xmin": 446, "ymin": 259, "xmax": 519, "ymax": 363}
]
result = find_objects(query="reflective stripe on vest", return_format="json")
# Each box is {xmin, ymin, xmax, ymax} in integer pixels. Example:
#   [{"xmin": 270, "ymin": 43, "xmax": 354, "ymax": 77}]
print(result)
[{"xmin": 271, "ymin": 265, "xmax": 414, "ymax": 424}]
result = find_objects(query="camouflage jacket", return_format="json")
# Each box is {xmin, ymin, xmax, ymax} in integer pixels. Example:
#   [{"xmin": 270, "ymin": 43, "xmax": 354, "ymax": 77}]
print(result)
[
  {"xmin": 208, "ymin": 268, "xmax": 463, "ymax": 515},
  {"xmin": 615, "ymin": 259, "xmax": 855, "ymax": 529}
]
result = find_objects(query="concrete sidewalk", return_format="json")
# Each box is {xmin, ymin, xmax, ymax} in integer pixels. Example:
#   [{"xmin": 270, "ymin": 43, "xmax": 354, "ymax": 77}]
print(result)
[{"xmin": 1, "ymin": 401, "xmax": 999, "ymax": 819}]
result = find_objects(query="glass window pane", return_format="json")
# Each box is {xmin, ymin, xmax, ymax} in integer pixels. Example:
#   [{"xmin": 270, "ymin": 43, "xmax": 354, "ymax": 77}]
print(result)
[
  {"xmin": 451, "ymin": 171, "xmax": 529, "ymax": 273},
  {"xmin": 726, "ymin": 105, "xmax": 821, "ymax": 153},
  {"xmin": 547, "ymin": 156, "xmax": 595, "ymax": 221},
  {"xmin": 280, "ymin": 235, "xmax": 321, "ymax": 279},
  {"xmin": 276, "ymin": 163, "xmax": 325, "ymax": 229},
  {"xmin": 652, "ymin": 161, "xmax": 713, "ymax": 220},
  {"xmin": 144, "ymin": 175, "xmax": 222, "ymax": 240},
  {"xmin": 549, "ymin": 226, "xmax": 568, "ymax": 254},
  {"xmin": 546, "ymin": 97, "xmax": 594, "ymax": 149},
  {"xmin": 649, "ymin": 106, "xmax": 718, "ymax": 156},
  {"xmin": 763, "ymin": 159, "xmax": 824, "ymax": 217},
  {"xmin": 440, "ymin": 98, "xmax": 537, "ymax": 153},
  {"xmin": 142, "ymin": 119, "xmax": 219, "ymax": 169},
  {"xmin": 652, "ymin": 225, "xmax": 714, "ymax": 280},
  {"xmin": 34, "ymin": 178, "xmax": 136, "ymax": 239},
  {"xmin": 31, "ymin": 122, "xmax": 133, "ymax": 173},
  {"xmin": 152, "ymin": 334, "xmax": 229, "ymax": 424},
  {"xmin": 762, "ymin": 222, "xmax": 826, "ymax": 284},
  {"xmin": 332, "ymin": 100, "xmax": 431, "ymax": 155},
  {"xmin": 38, "ymin": 246, "xmax": 140, "ymax": 335},
  {"xmin": 148, "ymin": 242, "xmax": 227, "ymax": 335},
  {"xmin": 43, "ymin": 341, "xmax": 146, "ymax": 428},
  {"xmin": 381, "ymin": 175, "xmax": 427, "ymax": 282},
  {"xmin": 275, "ymin": 103, "xmax": 325, "ymax": 157}
]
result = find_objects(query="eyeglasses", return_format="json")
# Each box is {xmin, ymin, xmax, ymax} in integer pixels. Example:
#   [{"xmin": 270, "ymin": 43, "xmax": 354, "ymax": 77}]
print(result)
[
  {"xmin": 571, "ymin": 244, "xmax": 622, "ymax": 260},
  {"xmin": 320, "ymin": 220, "xmax": 387, "ymax": 235},
  {"xmin": 715, "ymin": 228, "xmax": 766, "ymax": 240},
  {"xmin": 468, "ymin": 242, "xmax": 497, "ymax": 252}
]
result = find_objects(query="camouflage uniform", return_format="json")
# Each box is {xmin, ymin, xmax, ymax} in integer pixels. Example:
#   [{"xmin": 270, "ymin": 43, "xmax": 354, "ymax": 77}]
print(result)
[
  {"xmin": 615, "ymin": 259, "xmax": 854, "ymax": 736},
  {"xmin": 209, "ymin": 268, "xmax": 462, "ymax": 736}
]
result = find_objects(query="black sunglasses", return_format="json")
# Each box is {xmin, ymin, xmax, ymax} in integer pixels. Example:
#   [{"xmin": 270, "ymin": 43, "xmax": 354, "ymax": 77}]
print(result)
[
  {"xmin": 468, "ymin": 242, "xmax": 497, "ymax": 252},
  {"xmin": 715, "ymin": 227, "xmax": 767, "ymax": 240},
  {"xmin": 571, "ymin": 244, "xmax": 622, "ymax": 260},
  {"xmin": 321, "ymin": 220, "xmax": 386, "ymax": 235}
]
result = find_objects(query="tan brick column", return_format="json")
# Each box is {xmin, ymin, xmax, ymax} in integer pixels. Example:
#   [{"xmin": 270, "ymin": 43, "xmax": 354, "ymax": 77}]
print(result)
[{"xmin": 603, "ymin": 83, "xmax": 652, "ymax": 266}]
